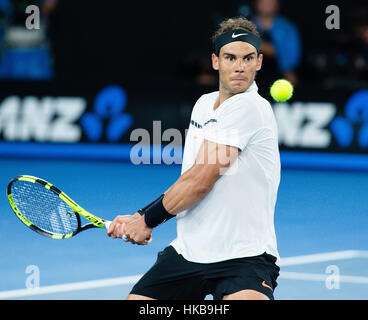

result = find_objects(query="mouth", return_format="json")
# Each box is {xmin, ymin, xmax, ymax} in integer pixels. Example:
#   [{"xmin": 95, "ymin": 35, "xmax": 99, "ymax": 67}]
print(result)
[{"xmin": 231, "ymin": 78, "xmax": 247, "ymax": 83}]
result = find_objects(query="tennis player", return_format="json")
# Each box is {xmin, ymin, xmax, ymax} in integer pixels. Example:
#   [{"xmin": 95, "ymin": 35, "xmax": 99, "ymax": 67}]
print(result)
[{"xmin": 107, "ymin": 16, "xmax": 281, "ymax": 300}]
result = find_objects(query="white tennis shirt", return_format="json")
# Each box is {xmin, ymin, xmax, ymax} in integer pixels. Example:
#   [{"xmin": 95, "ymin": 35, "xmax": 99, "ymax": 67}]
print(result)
[{"xmin": 170, "ymin": 81, "xmax": 280, "ymax": 263}]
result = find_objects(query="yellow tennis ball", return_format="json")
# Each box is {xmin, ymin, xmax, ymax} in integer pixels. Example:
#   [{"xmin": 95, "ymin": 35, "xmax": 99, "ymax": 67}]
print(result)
[{"xmin": 270, "ymin": 79, "xmax": 293, "ymax": 102}]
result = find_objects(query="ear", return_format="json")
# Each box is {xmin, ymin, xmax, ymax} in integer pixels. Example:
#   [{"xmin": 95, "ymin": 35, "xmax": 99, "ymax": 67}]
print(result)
[
  {"xmin": 212, "ymin": 53, "xmax": 219, "ymax": 71},
  {"xmin": 256, "ymin": 53, "xmax": 263, "ymax": 71}
]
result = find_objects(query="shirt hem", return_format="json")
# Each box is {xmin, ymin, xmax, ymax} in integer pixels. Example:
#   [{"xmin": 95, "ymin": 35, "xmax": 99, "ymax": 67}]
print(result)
[{"xmin": 170, "ymin": 241, "xmax": 279, "ymax": 264}]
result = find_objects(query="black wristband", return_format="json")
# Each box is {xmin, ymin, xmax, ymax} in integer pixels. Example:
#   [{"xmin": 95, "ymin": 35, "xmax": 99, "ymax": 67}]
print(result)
[{"xmin": 139, "ymin": 194, "xmax": 174, "ymax": 228}]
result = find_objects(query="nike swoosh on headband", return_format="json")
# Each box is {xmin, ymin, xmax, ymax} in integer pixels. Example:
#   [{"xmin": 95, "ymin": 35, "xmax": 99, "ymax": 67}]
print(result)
[
  {"xmin": 214, "ymin": 30, "xmax": 261, "ymax": 55},
  {"xmin": 232, "ymin": 32, "xmax": 248, "ymax": 38}
]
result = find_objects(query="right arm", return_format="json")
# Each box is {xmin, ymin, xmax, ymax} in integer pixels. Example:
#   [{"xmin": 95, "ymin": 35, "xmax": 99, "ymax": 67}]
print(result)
[
  {"xmin": 162, "ymin": 139, "xmax": 240, "ymax": 214},
  {"xmin": 107, "ymin": 139, "xmax": 240, "ymax": 242}
]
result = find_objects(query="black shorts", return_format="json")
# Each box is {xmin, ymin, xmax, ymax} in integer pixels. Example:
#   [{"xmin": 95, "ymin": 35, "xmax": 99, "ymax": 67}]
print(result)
[{"xmin": 130, "ymin": 245, "xmax": 280, "ymax": 300}]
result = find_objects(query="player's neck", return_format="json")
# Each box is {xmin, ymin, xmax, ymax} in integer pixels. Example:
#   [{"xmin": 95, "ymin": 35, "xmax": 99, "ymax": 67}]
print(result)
[{"xmin": 214, "ymin": 90, "xmax": 233, "ymax": 111}]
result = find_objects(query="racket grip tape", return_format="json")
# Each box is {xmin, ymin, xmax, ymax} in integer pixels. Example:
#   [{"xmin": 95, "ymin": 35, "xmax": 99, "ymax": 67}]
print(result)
[
  {"xmin": 104, "ymin": 220, "xmax": 151, "ymax": 243},
  {"xmin": 104, "ymin": 220, "xmax": 128, "ymax": 241}
]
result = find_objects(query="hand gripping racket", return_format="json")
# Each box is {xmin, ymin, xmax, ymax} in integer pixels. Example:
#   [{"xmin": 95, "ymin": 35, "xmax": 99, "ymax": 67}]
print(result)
[{"xmin": 7, "ymin": 175, "xmax": 152, "ymax": 244}]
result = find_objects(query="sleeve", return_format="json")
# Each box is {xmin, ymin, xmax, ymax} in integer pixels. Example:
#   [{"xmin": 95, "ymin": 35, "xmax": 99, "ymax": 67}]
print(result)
[
  {"xmin": 189, "ymin": 94, "xmax": 206, "ymax": 123},
  {"xmin": 202, "ymin": 98, "xmax": 263, "ymax": 151}
]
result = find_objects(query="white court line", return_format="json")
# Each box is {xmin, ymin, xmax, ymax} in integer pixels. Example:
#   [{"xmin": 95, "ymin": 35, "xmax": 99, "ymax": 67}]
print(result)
[
  {"xmin": 278, "ymin": 250, "xmax": 368, "ymax": 266},
  {"xmin": 0, "ymin": 250, "xmax": 367, "ymax": 299},
  {"xmin": 279, "ymin": 271, "xmax": 368, "ymax": 284},
  {"xmin": 0, "ymin": 275, "xmax": 143, "ymax": 299}
]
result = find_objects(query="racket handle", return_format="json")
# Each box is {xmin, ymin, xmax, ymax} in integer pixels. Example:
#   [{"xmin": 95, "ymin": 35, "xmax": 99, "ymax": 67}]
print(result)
[
  {"xmin": 104, "ymin": 220, "xmax": 111, "ymax": 229},
  {"xmin": 104, "ymin": 220, "xmax": 151, "ymax": 243},
  {"xmin": 104, "ymin": 220, "xmax": 128, "ymax": 241}
]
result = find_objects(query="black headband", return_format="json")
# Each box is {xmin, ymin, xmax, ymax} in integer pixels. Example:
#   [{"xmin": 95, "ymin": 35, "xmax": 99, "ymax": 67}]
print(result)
[{"xmin": 214, "ymin": 29, "xmax": 261, "ymax": 56}]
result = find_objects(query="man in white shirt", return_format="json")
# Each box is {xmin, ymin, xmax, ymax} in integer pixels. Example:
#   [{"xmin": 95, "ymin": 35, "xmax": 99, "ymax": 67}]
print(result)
[{"xmin": 107, "ymin": 16, "xmax": 281, "ymax": 300}]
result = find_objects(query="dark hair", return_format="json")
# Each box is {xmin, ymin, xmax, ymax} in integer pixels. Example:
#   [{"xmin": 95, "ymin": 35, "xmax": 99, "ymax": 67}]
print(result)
[{"xmin": 212, "ymin": 16, "xmax": 261, "ymax": 45}]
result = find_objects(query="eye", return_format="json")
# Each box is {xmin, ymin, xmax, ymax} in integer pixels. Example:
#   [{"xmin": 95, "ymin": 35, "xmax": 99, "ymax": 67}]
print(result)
[
  {"xmin": 245, "ymin": 55, "xmax": 254, "ymax": 61},
  {"xmin": 225, "ymin": 55, "xmax": 235, "ymax": 61}
]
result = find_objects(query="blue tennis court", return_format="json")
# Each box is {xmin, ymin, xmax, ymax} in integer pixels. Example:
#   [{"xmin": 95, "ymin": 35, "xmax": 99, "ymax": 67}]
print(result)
[{"xmin": 0, "ymin": 158, "xmax": 367, "ymax": 300}]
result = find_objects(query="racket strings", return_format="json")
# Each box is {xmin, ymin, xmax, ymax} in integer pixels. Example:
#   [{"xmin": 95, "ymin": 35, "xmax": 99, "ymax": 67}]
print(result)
[{"xmin": 11, "ymin": 181, "xmax": 79, "ymax": 235}]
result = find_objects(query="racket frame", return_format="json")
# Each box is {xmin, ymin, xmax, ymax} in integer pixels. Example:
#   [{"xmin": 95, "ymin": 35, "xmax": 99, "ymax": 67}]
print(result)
[{"xmin": 7, "ymin": 175, "xmax": 109, "ymax": 239}]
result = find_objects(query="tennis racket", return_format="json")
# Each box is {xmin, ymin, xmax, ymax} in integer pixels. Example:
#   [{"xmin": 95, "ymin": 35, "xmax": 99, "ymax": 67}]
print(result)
[{"xmin": 7, "ymin": 175, "xmax": 151, "ymax": 244}]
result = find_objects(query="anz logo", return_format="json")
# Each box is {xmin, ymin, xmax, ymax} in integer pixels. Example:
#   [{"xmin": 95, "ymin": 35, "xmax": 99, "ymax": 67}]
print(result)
[
  {"xmin": 81, "ymin": 85, "xmax": 132, "ymax": 142},
  {"xmin": 0, "ymin": 85, "xmax": 132, "ymax": 143},
  {"xmin": 275, "ymin": 89, "xmax": 368, "ymax": 150},
  {"xmin": 330, "ymin": 90, "xmax": 368, "ymax": 149}
]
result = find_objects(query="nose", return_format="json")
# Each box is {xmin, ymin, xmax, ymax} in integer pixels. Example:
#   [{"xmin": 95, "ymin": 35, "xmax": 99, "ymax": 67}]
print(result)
[{"xmin": 235, "ymin": 58, "xmax": 245, "ymax": 72}]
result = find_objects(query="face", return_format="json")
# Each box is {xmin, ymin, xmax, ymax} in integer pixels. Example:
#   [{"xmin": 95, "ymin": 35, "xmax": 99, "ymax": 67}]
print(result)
[
  {"xmin": 212, "ymin": 41, "xmax": 263, "ymax": 96},
  {"xmin": 256, "ymin": 0, "xmax": 279, "ymax": 16}
]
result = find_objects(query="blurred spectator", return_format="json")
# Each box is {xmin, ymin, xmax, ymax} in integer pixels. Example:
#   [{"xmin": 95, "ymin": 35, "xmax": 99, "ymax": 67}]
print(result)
[
  {"xmin": 347, "ymin": 7, "xmax": 368, "ymax": 88},
  {"xmin": 0, "ymin": 0, "xmax": 57, "ymax": 80},
  {"xmin": 176, "ymin": 48, "xmax": 218, "ymax": 89},
  {"xmin": 239, "ymin": 0, "xmax": 302, "ymax": 88},
  {"xmin": 0, "ymin": 0, "xmax": 11, "ymax": 51},
  {"xmin": 195, "ymin": 56, "xmax": 218, "ymax": 87},
  {"xmin": 307, "ymin": 5, "xmax": 368, "ymax": 90}
]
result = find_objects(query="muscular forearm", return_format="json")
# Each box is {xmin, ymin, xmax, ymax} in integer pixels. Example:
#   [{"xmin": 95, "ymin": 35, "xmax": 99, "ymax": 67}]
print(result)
[{"xmin": 163, "ymin": 165, "xmax": 215, "ymax": 215}]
